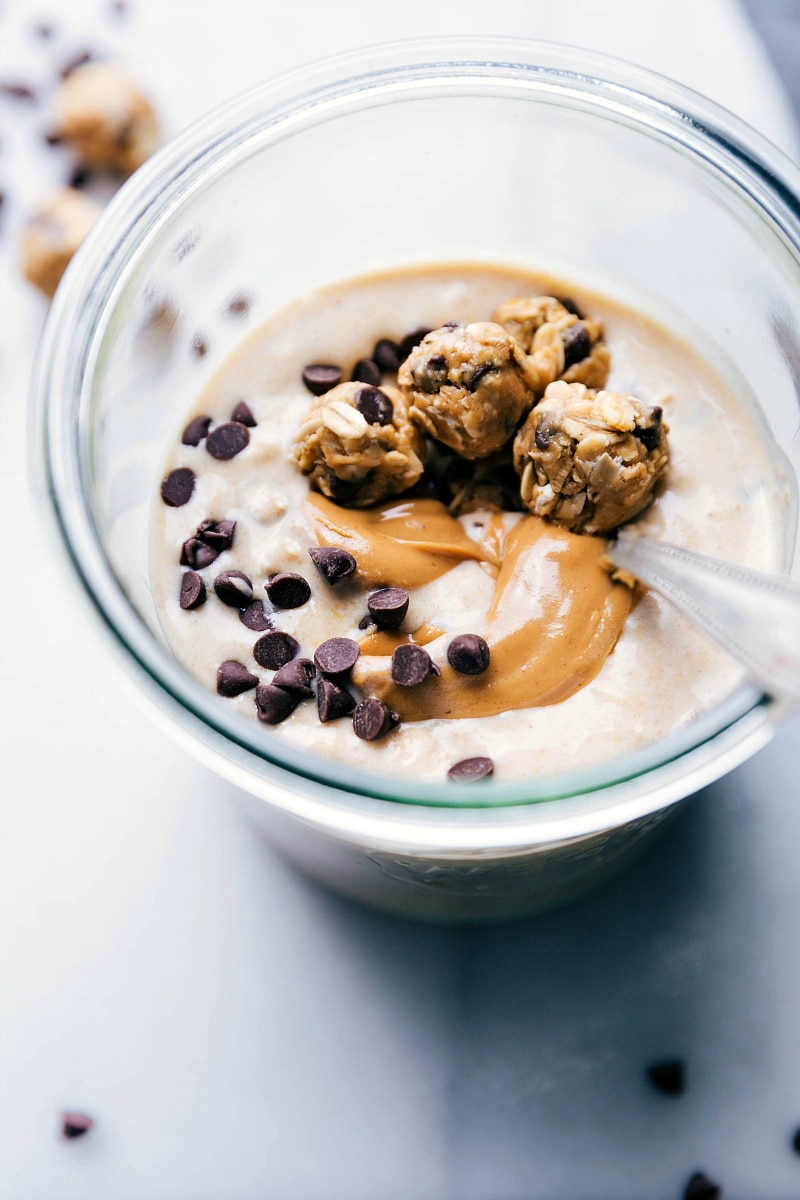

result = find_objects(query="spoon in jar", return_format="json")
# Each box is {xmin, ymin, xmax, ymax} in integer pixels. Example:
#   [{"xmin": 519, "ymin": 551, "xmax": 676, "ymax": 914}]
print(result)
[{"xmin": 608, "ymin": 530, "xmax": 800, "ymax": 706}]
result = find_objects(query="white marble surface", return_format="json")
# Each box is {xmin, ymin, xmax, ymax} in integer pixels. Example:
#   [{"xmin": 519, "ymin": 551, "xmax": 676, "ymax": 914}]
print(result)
[{"xmin": 1, "ymin": 2, "xmax": 800, "ymax": 1198}]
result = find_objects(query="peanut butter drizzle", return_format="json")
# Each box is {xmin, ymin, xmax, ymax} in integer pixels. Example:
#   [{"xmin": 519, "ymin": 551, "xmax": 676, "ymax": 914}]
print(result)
[
  {"xmin": 359, "ymin": 623, "xmax": 445, "ymax": 656},
  {"xmin": 307, "ymin": 493, "xmax": 495, "ymax": 587},
  {"xmin": 334, "ymin": 500, "xmax": 632, "ymax": 720}
]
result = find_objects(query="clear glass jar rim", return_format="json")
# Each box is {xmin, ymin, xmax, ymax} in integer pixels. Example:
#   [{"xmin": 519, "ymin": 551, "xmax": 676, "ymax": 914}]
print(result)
[{"xmin": 33, "ymin": 36, "xmax": 800, "ymax": 834}]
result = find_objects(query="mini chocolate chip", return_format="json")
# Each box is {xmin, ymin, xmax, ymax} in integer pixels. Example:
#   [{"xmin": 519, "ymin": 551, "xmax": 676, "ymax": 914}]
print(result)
[
  {"xmin": 534, "ymin": 425, "xmax": 551, "ymax": 450},
  {"xmin": 355, "ymin": 386, "xmax": 393, "ymax": 426},
  {"xmin": 197, "ymin": 518, "xmax": 235, "ymax": 551},
  {"xmin": 44, "ymin": 130, "xmax": 62, "ymax": 145},
  {"xmin": 557, "ymin": 296, "xmax": 583, "ymax": 318},
  {"xmin": 317, "ymin": 677, "xmax": 355, "ymax": 722},
  {"xmin": 414, "ymin": 354, "xmax": 447, "ymax": 394},
  {"xmin": 255, "ymin": 683, "xmax": 298, "ymax": 724},
  {"xmin": 351, "ymin": 358, "xmax": 382, "ymax": 386},
  {"xmin": 238, "ymin": 600, "xmax": 272, "ymax": 632},
  {"xmin": 179, "ymin": 571, "xmax": 206, "ymax": 610},
  {"xmin": 206, "ymin": 422, "xmax": 250, "ymax": 460},
  {"xmin": 214, "ymin": 570, "xmax": 253, "ymax": 607},
  {"xmin": 353, "ymin": 697, "xmax": 400, "ymax": 741},
  {"xmin": 265, "ymin": 572, "xmax": 311, "ymax": 609},
  {"xmin": 683, "ymin": 1173, "xmax": 721, "ymax": 1200},
  {"xmin": 358, "ymin": 614, "xmax": 374, "ymax": 631},
  {"xmin": 308, "ymin": 545, "xmax": 357, "ymax": 584},
  {"xmin": 469, "ymin": 363, "xmax": 496, "ymax": 391},
  {"xmin": 367, "ymin": 588, "xmax": 409, "ymax": 630},
  {"xmin": 314, "ymin": 637, "xmax": 360, "ymax": 676},
  {"xmin": 391, "ymin": 644, "xmax": 437, "ymax": 686},
  {"xmin": 562, "ymin": 322, "xmax": 591, "ymax": 368},
  {"xmin": 190, "ymin": 334, "xmax": 208, "ymax": 358},
  {"xmin": 253, "ymin": 630, "xmax": 299, "ymax": 670},
  {"xmin": 302, "ymin": 363, "xmax": 343, "ymax": 395},
  {"xmin": 59, "ymin": 51, "xmax": 92, "ymax": 79},
  {"xmin": 372, "ymin": 338, "xmax": 401, "ymax": 373},
  {"xmin": 792, "ymin": 1127, "xmax": 800, "ymax": 1154},
  {"xmin": 69, "ymin": 165, "xmax": 92, "ymax": 189},
  {"xmin": 448, "ymin": 757, "xmax": 494, "ymax": 782},
  {"xmin": 325, "ymin": 470, "xmax": 365, "ymax": 503},
  {"xmin": 646, "ymin": 1060, "xmax": 685, "ymax": 1096},
  {"xmin": 272, "ymin": 657, "xmax": 316, "ymax": 697},
  {"xmin": 447, "ymin": 634, "xmax": 490, "ymax": 676},
  {"xmin": 633, "ymin": 406, "xmax": 663, "ymax": 451},
  {"xmin": 61, "ymin": 1112, "xmax": 93, "ymax": 1139},
  {"xmin": 442, "ymin": 320, "xmax": 462, "ymax": 330},
  {"xmin": 398, "ymin": 327, "xmax": 431, "ymax": 361},
  {"xmin": 181, "ymin": 415, "xmax": 212, "ymax": 445},
  {"xmin": 160, "ymin": 467, "xmax": 195, "ymax": 507},
  {"xmin": 180, "ymin": 537, "xmax": 219, "ymax": 570},
  {"xmin": 0, "ymin": 81, "xmax": 37, "ymax": 101},
  {"xmin": 217, "ymin": 660, "xmax": 259, "ymax": 697},
  {"xmin": 231, "ymin": 400, "xmax": 256, "ymax": 427},
  {"xmin": 226, "ymin": 292, "xmax": 251, "ymax": 316}
]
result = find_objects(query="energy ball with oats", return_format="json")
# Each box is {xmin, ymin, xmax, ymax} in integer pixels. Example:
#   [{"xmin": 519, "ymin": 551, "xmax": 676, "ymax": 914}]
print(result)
[
  {"xmin": 52, "ymin": 61, "xmax": 160, "ymax": 174},
  {"xmin": 293, "ymin": 381, "xmax": 425, "ymax": 506},
  {"xmin": 22, "ymin": 187, "xmax": 102, "ymax": 298},
  {"xmin": 398, "ymin": 322, "xmax": 535, "ymax": 459},
  {"xmin": 513, "ymin": 380, "xmax": 669, "ymax": 533},
  {"xmin": 492, "ymin": 295, "xmax": 610, "ymax": 396}
]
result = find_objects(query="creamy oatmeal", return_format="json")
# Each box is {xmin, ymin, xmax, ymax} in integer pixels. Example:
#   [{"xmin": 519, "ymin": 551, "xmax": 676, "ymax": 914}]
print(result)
[{"xmin": 151, "ymin": 264, "xmax": 785, "ymax": 783}]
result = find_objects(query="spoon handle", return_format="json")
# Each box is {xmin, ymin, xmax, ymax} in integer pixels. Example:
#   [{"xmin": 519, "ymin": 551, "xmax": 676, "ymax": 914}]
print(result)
[{"xmin": 610, "ymin": 531, "xmax": 800, "ymax": 706}]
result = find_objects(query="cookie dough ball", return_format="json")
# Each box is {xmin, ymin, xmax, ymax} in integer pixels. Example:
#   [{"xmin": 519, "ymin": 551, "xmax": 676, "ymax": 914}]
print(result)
[
  {"xmin": 22, "ymin": 187, "xmax": 102, "ymax": 297},
  {"xmin": 492, "ymin": 295, "xmax": 610, "ymax": 395},
  {"xmin": 293, "ymin": 381, "xmax": 425, "ymax": 507},
  {"xmin": 52, "ymin": 61, "xmax": 160, "ymax": 174},
  {"xmin": 513, "ymin": 380, "xmax": 669, "ymax": 533},
  {"xmin": 398, "ymin": 322, "xmax": 535, "ymax": 459}
]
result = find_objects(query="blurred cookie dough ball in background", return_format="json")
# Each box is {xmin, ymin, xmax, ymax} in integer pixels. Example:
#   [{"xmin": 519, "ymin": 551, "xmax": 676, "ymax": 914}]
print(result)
[
  {"xmin": 398, "ymin": 321, "xmax": 535, "ymax": 459},
  {"xmin": 51, "ymin": 60, "xmax": 160, "ymax": 175},
  {"xmin": 22, "ymin": 187, "xmax": 102, "ymax": 297},
  {"xmin": 293, "ymin": 381, "xmax": 426, "ymax": 506},
  {"xmin": 492, "ymin": 295, "xmax": 611, "ymax": 395},
  {"xmin": 513, "ymin": 380, "xmax": 669, "ymax": 533}
]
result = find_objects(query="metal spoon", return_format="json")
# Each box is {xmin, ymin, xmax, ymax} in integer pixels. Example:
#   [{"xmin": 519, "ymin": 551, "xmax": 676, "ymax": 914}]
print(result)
[{"xmin": 609, "ymin": 530, "xmax": 800, "ymax": 706}]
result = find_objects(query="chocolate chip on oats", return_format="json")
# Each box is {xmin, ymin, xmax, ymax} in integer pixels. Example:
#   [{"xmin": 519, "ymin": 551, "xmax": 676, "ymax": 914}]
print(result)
[
  {"xmin": 367, "ymin": 588, "xmax": 409, "ymax": 630},
  {"xmin": 373, "ymin": 338, "xmax": 401, "ymax": 373},
  {"xmin": 214, "ymin": 570, "xmax": 253, "ymax": 607},
  {"xmin": 447, "ymin": 634, "xmax": 490, "ymax": 676},
  {"xmin": 238, "ymin": 600, "xmax": 272, "ymax": 632},
  {"xmin": 206, "ymin": 421, "xmax": 249, "ymax": 460},
  {"xmin": 302, "ymin": 363, "xmax": 343, "ymax": 396},
  {"xmin": 317, "ymin": 677, "xmax": 356, "ymax": 722},
  {"xmin": 562, "ymin": 321, "xmax": 591, "ymax": 368},
  {"xmin": 398, "ymin": 327, "xmax": 431, "ymax": 361},
  {"xmin": 181, "ymin": 415, "xmax": 212, "ymax": 446},
  {"xmin": 190, "ymin": 334, "xmax": 208, "ymax": 358},
  {"xmin": 231, "ymin": 400, "xmax": 256, "ymax": 427},
  {"xmin": 353, "ymin": 697, "xmax": 400, "ymax": 741},
  {"xmin": 391, "ymin": 644, "xmax": 438, "ymax": 687},
  {"xmin": 253, "ymin": 630, "xmax": 299, "ymax": 670},
  {"xmin": 308, "ymin": 545, "xmax": 357, "ymax": 585},
  {"xmin": 255, "ymin": 683, "xmax": 299, "ymax": 724},
  {"xmin": 179, "ymin": 571, "xmax": 206, "ymax": 610},
  {"xmin": 180, "ymin": 537, "xmax": 219, "ymax": 570},
  {"xmin": 61, "ymin": 1112, "xmax": 94, "ymax": 1139},
  {"xmin": 272, "ymin": 657, "xmax": 316, "ymax": 697},
  {"xmin": 469, "ymin": 363, "xmax": 496, "ymax": 391},
  {"xmin": 160, "ymin": 467, "xmax": 195, "ymax": 507},
  {"xmin": 448, "ymin": 757, "xmax": 494, "ymax": 782},
  {"xmin": 314, "ymin": 637, "xmax": 360, "ymax": 676},
  {"xmin": 351, "ymin": 358, "xmax": 382, "ymax": 386},
  {"xmin": 646, "ymin": 1060, "xmax": 685, "ymax": 1096},
  {"xmin": 358, "ymin": 614, "xmax": 375, "ymax": 631},
  {"xmin": 265, "ymin": 572, "xmax": 311, "ymax": 609},
  {"xmin": 557, "ymin": 296, "xmax": 583, "ymax": 318},
  {"xmin": 354, "ymin": 385, "xmax": 393, "ymax": 426},
  {"xmin": 197, "ymin": 518, "xmax": 235, "ymax": 551},
  {"xmin": 683, "ymin": 1172, "xmax": 722, "ymax": 1200},
  {"xmin": 633, "ymin": 406, "xmax": 663, "ymax": 451},
  {"xmin": 534, "ymin": 426, "xmax": 551, "ymax": 450},
  {"xmin": 217, "ymin": 659, "xmax": 259, "ymax": 697},
  {"xmin": 414, "ymin": 353, "xmax": 448, "ymax": 393}
]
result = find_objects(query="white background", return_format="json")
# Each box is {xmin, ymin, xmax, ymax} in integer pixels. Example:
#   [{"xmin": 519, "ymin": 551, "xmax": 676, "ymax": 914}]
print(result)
[{"xmin": 1, "ymin": 2, "xmax": 800, "ymax": 1198}]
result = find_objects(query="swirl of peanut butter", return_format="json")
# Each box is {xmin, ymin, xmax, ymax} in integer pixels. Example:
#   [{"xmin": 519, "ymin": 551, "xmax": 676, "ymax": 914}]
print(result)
[{"xmin": 307, "ymin": 493, "xmax": 631, "ymax": 720}]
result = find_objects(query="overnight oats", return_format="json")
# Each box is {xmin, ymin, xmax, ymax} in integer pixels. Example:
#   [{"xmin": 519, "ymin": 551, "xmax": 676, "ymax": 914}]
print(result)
[{"xmin": 151, "ymin": 264, "xmax": 785, "ymax": 784}]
